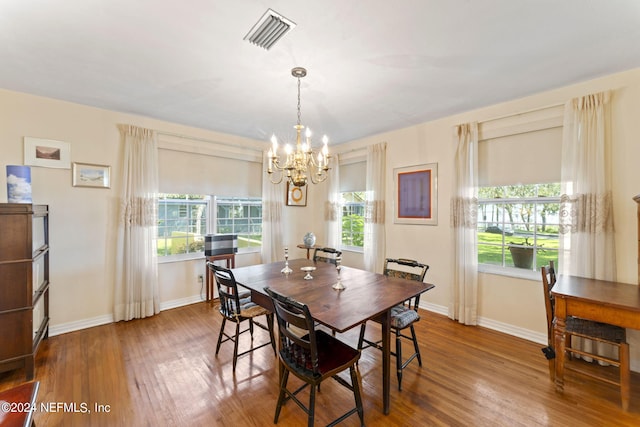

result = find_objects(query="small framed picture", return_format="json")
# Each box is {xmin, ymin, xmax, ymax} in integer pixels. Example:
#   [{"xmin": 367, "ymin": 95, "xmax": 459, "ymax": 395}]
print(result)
[
  {"xmin": 24, "ymin": 137, "xmax": 71, "ymax": 169},
  {"xmin": 286, "ymin": 182, "xmax": 307, "ymax": 206},
  {"xmin": 72, "ymin": 162, "xmax": 111, "ymax": 188},
  {"xmin": 394, "ymin": 163, "xmax": 438, "ymax": 225}
]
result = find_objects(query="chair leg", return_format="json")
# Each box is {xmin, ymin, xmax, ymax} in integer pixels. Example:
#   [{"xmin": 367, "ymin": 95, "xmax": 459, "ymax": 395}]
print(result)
[
  {"xmin": 232, "ymin": 322, "xmax": 240, "ymax": 372},
  {"xmin": 620, "ymin": 342, "xmax": 630, "ymax": 411},
  {"xmin": 274, "ymin": 368, "xmax": 289, "ymax": 423},
  {"xmin": 215, "ymin": 317, "xmax": 227, "ymax": 355},
  {"xmin": 249, "ymin": 318, "xmax": 254, "ymax": 338},
  {"xmin": 266, "ymin": 313, "xmax": 276, "ymax": 354},
  {"xmin": 396, "ymin": 329, "xmax": 403, "ymax": 391},
  {"xmin": 308, "ymin": 380, "xmax": 316, "ymax": 427},
  {"xmin": 410, "ymin": 325, "xmax": 422, "ymax": 367},
  {"xmin": 350, "ymin": 365, "xmax": 365, "ymax": 426}
]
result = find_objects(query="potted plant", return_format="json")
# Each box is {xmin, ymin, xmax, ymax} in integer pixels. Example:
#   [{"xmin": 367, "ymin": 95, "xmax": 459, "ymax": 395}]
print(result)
[{"xmin": 508, "ymin": 237, "xmax": 536, "ymax": 269}]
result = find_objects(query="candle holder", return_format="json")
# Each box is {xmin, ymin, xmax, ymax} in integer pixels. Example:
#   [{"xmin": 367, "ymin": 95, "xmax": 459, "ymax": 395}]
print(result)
[
  {"xmin": 281, "ymin": 247, "xmax": 293, "ymax": 274},
  {"xmin": 332, "ymin": 256, "xmax": 345, "ymax": 290}
]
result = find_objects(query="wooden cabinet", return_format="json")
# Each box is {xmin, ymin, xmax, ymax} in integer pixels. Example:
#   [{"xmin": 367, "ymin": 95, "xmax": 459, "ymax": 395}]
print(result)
[{"xmin": 0, "ymin": 203, "xmax": 50, "ymax": 380}]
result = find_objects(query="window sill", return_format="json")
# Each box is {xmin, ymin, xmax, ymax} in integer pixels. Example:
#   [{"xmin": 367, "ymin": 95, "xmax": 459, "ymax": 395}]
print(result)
[
  {"xmin": 157, "ymin": 248, "xmax": 260, "ymax": 264},
  {"xmin": 158, "ymin": 252, "xmax": 205, "ymax": 264},
  {"xmin": 478, "ymin": 264, "xmax": 539, "ymax": 281},
  {"xmin": 340, "ymin": 246, "xmax": 364, "ymax": 254}
]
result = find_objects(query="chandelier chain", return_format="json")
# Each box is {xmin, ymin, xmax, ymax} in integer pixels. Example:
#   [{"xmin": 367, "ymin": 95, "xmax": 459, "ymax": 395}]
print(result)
[{"xmin": 297, "ymin": 76, "xmax": 302, "ymax": 127}]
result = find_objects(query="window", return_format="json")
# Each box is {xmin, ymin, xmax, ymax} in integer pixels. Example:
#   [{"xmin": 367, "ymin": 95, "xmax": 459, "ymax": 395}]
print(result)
[
  {"xmin": 477, "ymin": 184, "xmax": 560, "ymax": 272},
  {"xmin": 157, "ymin": 194, "xmax": 262, "ymax": 259},
  {"xmin": 340, "ymin": 191, "xmax": 365, "ymax": 249},
  {"xmin": 157, "ymin": 194, "xmax": 208, "ymax": 257},
  {"xmin": 213, "ymin": 197, "xmax": 262, "ymax": 251}
]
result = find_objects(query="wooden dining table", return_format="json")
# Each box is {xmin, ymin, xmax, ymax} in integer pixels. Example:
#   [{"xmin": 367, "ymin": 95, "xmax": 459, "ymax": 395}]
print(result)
[
  {"xmin": 551, "ymin": 275, "xmax": 640, "ymax": 409},
  {"xmin": 230, "ymin": 258, "xmax": 435, "ymax": 415}
]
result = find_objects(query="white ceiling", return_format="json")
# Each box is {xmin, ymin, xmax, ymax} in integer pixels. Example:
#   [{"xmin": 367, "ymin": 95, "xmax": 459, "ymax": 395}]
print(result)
[{"xmin": 1, "ymin": 1, "xmax": 639, "ymax": 146}]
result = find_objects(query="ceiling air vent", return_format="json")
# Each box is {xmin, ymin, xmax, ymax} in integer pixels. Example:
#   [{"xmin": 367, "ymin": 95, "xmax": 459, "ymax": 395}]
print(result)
[{"xmin": 244, "ymin": 9, "xmax": 296, "ymax": 50}]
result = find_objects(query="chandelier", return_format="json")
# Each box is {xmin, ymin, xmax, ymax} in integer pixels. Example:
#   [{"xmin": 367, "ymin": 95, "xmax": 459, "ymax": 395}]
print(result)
[{"xmin": 267, "ymin": 67, "xmax": 331, "ymax": 187}]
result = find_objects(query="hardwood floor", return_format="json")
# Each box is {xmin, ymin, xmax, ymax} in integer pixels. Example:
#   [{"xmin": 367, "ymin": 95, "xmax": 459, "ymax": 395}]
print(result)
[{"xmin": 1, "ymin": 302, "xmax": 639, "ymax": 426}]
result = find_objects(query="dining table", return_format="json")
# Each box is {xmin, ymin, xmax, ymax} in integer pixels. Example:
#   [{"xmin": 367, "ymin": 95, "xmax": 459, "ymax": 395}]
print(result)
[{"xmin": 230, "ymin": 258, "xmax": 435, "ymax": 415}]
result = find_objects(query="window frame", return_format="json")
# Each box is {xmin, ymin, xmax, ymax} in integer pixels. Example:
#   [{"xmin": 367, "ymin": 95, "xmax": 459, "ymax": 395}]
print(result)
[
  {"xmin": 156, "ymin": 194, "xmax": 210, "ymax": 263},
  {"xmin": 340, "ymin": 191, "xmax": 365, "ymax": 253},
  {"xmin": 157, "ymin": 194, "xmax": 262, "ymax": 263},
  {"xmin": 212, "ymin": 196, "xmax": 263, "ymax": 254},
  {"xmin": 477, "ymin": 184, "xmax": 560, "ymax": 279}
]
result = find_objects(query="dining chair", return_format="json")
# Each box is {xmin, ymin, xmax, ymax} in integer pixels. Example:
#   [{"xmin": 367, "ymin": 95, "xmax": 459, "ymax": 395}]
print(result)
[
  {"xmin": 312, "ymin": 247, "xmax": 342, "ymax": 265},
  {"xmin": 357, "ymin": 257, "xmax": 429, "ymax": 391},
  {"xmin": 208, "ymin": 262, "xmax": 275, "ymax": 372},
  {"xmin": 264, "ymin": 287, "xmax": 365, "ymax": 427},
  {"xmin": 541, "ymin": 261, "xmax": 631, "ymax": 410}
]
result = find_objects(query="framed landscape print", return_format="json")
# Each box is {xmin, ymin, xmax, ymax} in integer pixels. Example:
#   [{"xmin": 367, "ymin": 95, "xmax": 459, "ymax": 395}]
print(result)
[
  {"xmin": 394, "ymin": 163, "xmax": 438, "ymax": 225},
  {"xmin": 24, "ymin": 137, "xmax": 71, "ymax": 169},
  {"xmin": 286, "ymin": 182, "xmax": 307, "ymax": 206},
  {"xmin": 72, "ymin": 162, "xmax": 111, "ymax": 188}
]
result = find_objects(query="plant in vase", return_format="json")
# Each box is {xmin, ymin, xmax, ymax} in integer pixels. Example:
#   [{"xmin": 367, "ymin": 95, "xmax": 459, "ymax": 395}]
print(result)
[{"xmin": 508, "ymin": 237, "xmax": 542, "ymax": 269}]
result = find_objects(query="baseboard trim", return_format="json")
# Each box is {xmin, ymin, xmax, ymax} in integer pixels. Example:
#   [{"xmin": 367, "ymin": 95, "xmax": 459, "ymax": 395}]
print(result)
[
  {"xmin": 48, "ymin": 295, "xmax": 206, "ymax": 336},
  {"xmin": 49, "ymin": 296, "xmax": 546, "ymax": 347},
  {"xmin": 419, "ymin": 301, "xmax": 547, "ymax": 345}
]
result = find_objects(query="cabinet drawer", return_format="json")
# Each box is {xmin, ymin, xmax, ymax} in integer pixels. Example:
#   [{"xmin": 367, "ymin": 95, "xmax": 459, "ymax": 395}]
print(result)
[
  {"xmin": 0, "ymin": 310, "xmax": 31, "ymax": 360},
  {"xmin": 0, "ymin": 262, "xmax": 30, "ymax": 311}
]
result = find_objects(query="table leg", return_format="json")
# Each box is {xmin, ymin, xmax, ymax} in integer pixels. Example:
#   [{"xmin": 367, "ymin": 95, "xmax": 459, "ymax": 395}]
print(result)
[
  {"xmin": 553, "ymin": 315, "xmax": 566, "ymax": 393},
  {"xmin": 381, "ymin": 309, "xmax": 391, "ymax": 415}
]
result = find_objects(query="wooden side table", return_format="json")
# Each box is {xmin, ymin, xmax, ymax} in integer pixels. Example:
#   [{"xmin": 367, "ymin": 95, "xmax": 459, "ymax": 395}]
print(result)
[
  {"xmin": 296, "ymin": 244, "xmax": 322, "ymax": 260},
  {"xmin": 0, "ymin": 381, "xmax": 39, "ymax": 427},
  {"xmin": 205, "ymin": 254, "xmax": 236, "ymax": 305}
]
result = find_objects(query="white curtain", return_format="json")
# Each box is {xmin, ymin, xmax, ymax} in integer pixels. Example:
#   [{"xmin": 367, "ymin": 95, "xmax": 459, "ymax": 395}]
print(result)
[
  {"xmin": 559, "ymin": 91, "xmax": 615, "ymax": 279},
  {"xmin": 114, "ymin": 124, "xmax": 160, "ymax": 321},
  {"xmin": 261, "ymin": 151, "xmax": 285, "ymax": 263},
  {"xmin": 324, "ymin": 156, "xmax": 342, "ymax": 249},
  {"xmin": 559, "ymin": 91, "xmax": 616, "ymax": 361},
  {"xmin": 449, "ymin": 123, "xmax": 479, "ymax": 325},
  {"xmin": 364, "ymin": 142, "xmax": 386, "ymax": 273}
]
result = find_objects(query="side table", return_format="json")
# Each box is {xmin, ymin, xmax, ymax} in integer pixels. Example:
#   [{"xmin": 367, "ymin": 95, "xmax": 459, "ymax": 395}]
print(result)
[
  {"xmin": 296, "ymin": 244, "xmax": 322, "ymax": 260},
  {"xmin": 205, "ymin": 254, "xmax": 236, "ymax": 305}
]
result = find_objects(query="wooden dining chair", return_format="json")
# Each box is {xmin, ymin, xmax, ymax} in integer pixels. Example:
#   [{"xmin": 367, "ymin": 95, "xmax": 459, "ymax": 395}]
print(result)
[
  {"xmin": 541, "ymin": 261, "xmax": 631, "ymax": 410},
  {"xmin": 208, "ymin": 262, "xmax": 275, "ymax": 372},
  {"xmin": 265, "ymin": 287, "xmax": 364, "ymax": 427},
  {"xmin": 358, "ymin": 257, "xmax": 429, "ymax": 391},
  {"xmin": 312, "ymin": 247, "xmax": 342, "ymax": 265}
]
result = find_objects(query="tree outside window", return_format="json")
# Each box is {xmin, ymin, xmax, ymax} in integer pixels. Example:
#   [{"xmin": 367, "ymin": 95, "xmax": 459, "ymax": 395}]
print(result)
[
  {"xmin": 341, "ymin": 191, "xmax": 365, "ymax": 249},
  {"xmin": 477, "ymin": 183, "xmax": 560, "ymax": 271}
]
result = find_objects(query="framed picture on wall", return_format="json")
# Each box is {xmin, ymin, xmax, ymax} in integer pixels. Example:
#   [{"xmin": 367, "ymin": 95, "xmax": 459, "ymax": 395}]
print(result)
[
  {"xmin": 394, "ymin": 163, "xmax": 438, "ymax": 225},
  {"xmin": 72, "ymin": 162, "xmax": 111, "ymax": 188},
  {"xmin": 286, "ymin": 182, "xmax": 307, "ymax": 206},
  {"xmin": 24, "ymin": 137, "xmax": 71, "ymax": 169}
]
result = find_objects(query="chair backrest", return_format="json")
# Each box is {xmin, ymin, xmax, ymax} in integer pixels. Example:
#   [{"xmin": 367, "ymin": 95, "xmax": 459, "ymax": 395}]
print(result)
[
  {"xmin": 541, "ymin": 260, "xmax": 556, "ymax": 343},
  {"xmin": 313, "ymin": 247, "xmax": 342, "ymax": 265},
  {"xmin": 384, "ymin": 258, "xmax": 429, "ymax": 282},
  {"xmin": 264, "ymin": 287, "xmax": 319, "ymax": 375},
  {"xmin": 208, "ymin": 262, "xmax": 242, "ymax": 319}
]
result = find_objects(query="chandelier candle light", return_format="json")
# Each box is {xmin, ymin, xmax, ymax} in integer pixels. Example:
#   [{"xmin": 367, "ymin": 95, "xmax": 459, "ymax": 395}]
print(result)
[{"xmin": 267, "ymin": 67, "xmax": 331, "ymax": 187}]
